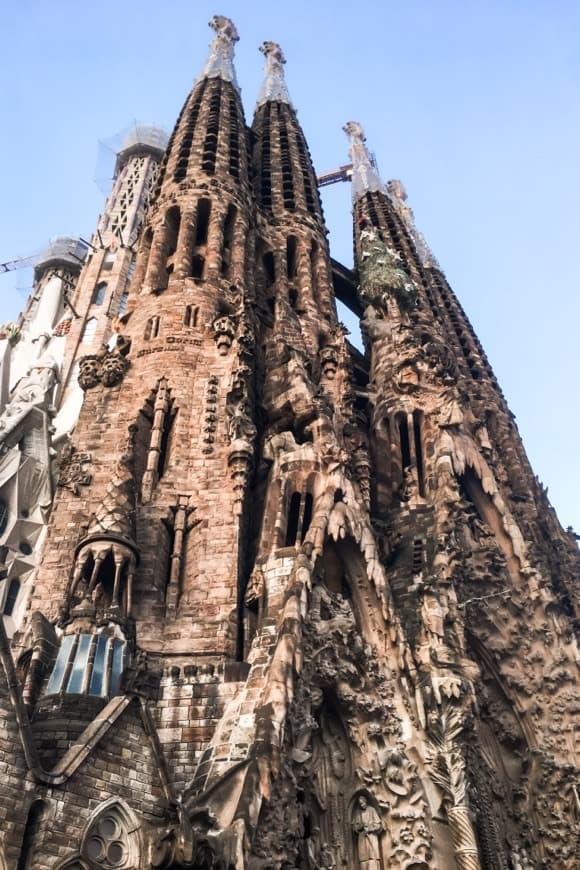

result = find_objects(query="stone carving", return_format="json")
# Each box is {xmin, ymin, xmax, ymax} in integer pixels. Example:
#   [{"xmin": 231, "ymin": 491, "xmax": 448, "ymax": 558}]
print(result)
[
  {"xmin": 257, "ymin": 41, "xmax": 292, "ymax": 107},
  {"xmin": 200, "ymin": 15, "xmax": 239, "ymax": 86},
  {"xmin": 212, "ymin": 314, "xmax": 236, "ymax": 355},
  {"xmin": 202, "ymin": 375, "xmax": 219, "ymax": 454},
  {"xmin": 352, "ymin": 794, "xmax": 384, "ymax": 870},
  {"xmin": 56, "ymin": 442, "xmax": 92, "ymax": 495},
  {"xmin": 78, "ymin": 339, "xmax": 130, "ymax": 390}
]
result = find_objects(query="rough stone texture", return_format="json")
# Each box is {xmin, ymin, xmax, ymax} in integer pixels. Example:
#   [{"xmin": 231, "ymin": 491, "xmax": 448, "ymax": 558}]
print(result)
[{"xmin": 0, "ymin": 16, "xmax": 579, "ymax": 870}]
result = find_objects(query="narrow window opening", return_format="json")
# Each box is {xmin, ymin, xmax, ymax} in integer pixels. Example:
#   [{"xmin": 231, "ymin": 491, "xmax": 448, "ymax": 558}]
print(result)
[
  {"xmin": 286, "ymin": 236, "xmax": 297, "ymax": 280},
  {"xmin": 144, "ymin": 316, "xmax": 160, "ymax": 341},
  {"xmin": 81, "ymin": 317, "xmax": 97, "ymax": 345},
  {"xmin": 194, "ymin": 198, "xmax": 211, "ymax": 246},
  {"xmin": 398, "ymin": 415, "xmax": 411, "ymax": 471},
  {"xmin": 157, "ymin": 410, "xmax": 174, "ymax": 478},
  {"xmin": 221, "ymin": 205, "xmax": 236, "ymax": 277},
  {"xmin": 17, "ymin": 800, "xmax": 45, "ymax": 870},
  {"xmin": 118, "ymin": 291, "xmax": 129, "ymax": 316},
  {"xmin": 413, "ymin": 410, "xmax": 426, "ymax": 496},
  {"xmin": 263, "ymin": 252, "xmax": 276, "ymax": 288},
  {"xmin": 4, "ymin": 578, "xmax": 21, "ymax": 617},
  {"xmin": 285, "ymin": 492, "xmax": 302, "ymax": 547},
  {"xmin": 184, "ymin": 305, "xmax": 192, "ymax": 327},
  {"xmin": 300, "ymin": 493, "xmax": 313, "ymax": 542},
  {"xmin": 93, "ymin": 282, "xmax": 107, "ymax": 306},
  {"xmin": 289, "ymin": 288, "xmax": 298, "ymax": 309},
  {"xmin": 191, "ymin": 255, "xmax": 205, "ymax": 281}
]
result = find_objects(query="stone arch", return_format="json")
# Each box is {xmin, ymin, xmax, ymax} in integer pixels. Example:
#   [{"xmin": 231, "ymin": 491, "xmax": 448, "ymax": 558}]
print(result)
[{"xmin": 79, "ymin": 798, "xmax": 142, "ymax": 869}]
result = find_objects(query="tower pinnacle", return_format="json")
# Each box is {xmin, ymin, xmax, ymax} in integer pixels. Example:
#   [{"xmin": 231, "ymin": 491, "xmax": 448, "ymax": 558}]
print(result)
[
  {"xmin": 256, "ymin": 41, "xmax": 292, "ymax": 107},
  {"xmin": 343, "ymin": 120, "xmax": 383, "ymax": 201},
  {"xmin": 199, "ymin": 15, "xmax": 240, "ymax": 88}
]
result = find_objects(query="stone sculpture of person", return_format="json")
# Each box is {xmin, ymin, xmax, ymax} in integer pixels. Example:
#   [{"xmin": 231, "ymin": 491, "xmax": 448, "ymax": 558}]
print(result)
[{"xmin": 352, "ymin": 795, "xmax": 383, "ymax": 869}]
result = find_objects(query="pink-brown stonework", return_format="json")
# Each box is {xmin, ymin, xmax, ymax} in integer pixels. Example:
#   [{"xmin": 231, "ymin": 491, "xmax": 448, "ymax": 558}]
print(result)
[{"xmin": 1, "ymin": 17, "xmax": 579, "ymax": 870}]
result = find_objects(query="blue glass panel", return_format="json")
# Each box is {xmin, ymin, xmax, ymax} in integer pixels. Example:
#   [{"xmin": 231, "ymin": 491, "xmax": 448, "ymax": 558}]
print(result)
[
  {"xmin": 109, "ymin": 640, "xmax": 126, "ymax": 697},
  {"xmin": 45, "ymin": 635, "xmax": 75, "ymax": 695},
  {"xmin": 88, "ymin": 635, "xmax": 109, "ymax": 697},
  {"xmin": 66, "ymin": 634, "xmax": 92, "ymax": 693}
]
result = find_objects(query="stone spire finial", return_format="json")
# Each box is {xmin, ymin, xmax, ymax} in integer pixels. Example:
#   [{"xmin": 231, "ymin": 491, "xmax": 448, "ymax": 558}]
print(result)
[
  {"xmin": 386, "ymin": 179, "xmax": 440, "ymax": 269},
  {"xmin": 343, "ymin": 121, "xmax": 384, "ymax": 202},
  {"xmin": 256, "ymin": 41, "xmax": 292, "ymax": 107},
  {"xmin": 199, "ymin": 15, "xmax": 240, "ymax": 88}
]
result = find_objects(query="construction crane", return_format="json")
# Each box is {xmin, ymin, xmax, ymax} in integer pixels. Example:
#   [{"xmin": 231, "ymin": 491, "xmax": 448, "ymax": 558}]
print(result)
[
  {"xmin": 317, "ymin": 163, "xmax": 353, "ymax": 187},
  {"xmin": 0, "ymin": 252, "xmax": 43, "ymax": 274}
]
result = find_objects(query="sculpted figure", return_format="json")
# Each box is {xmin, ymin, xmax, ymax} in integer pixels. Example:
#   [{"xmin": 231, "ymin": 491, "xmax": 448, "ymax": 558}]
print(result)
[{"xmin": 352, "ymin": 795, "xmax": 383, "ymax": 869}]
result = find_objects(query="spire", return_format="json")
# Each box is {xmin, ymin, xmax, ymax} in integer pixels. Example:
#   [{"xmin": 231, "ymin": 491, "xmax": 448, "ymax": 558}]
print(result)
[
  {"xmin": 386, "ymin": 179, "xmax": 440, "ymax": 269},
  {"xmin": 199, "ymin": 15, "xmax": 240, "ymax": 89},
  {"xmin": 343, "ymin": 121, "xmax": 383, "ymax": 201},
  {"xmin": 256, "ymin": 41, "xmax": 292, "ymax": 107}
]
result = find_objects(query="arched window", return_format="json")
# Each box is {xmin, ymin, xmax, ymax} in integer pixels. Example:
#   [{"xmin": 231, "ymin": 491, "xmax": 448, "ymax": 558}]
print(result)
[
  {"xmin": 263, "ymin": 252, "xmax": 276, "ymax": 288},
  {"xmin": 144, "ymin": 316, "xmax": 160, "ymax": 341},
  {"xmin": 184, "ymin": 305, "xmax": 199, "ymax": 328},
  {"xmin": 4, "ymin": 578, "xmax": 21, "ymax": 617},
  {"xmin": 92, "ymin": 282, "xmax": 107, "ymax": 306},
  {"xmin": 81, "ymin": 318, "xmax": 97, "ymax": 345},
  {"xmin": 80, "ymin": 800, "xmax": 141, "ymax": 870},
  {"xmin": 284, "ymin": 490, "xmax": 313, "ymax": 548},
  {"xmin": 17, "ymin": 800, "xmax": 46, "ymax": 870}
]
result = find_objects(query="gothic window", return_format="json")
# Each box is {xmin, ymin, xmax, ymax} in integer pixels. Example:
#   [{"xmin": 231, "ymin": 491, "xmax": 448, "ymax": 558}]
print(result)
[
  {"xmin": 3, "ymin": 578, "xmax": 20, "ymax": 617},
  {"xmin": 81, "ymin": 318, "xmax": 97, "ymax": 345},
  {"xmin": 80, "ymin": 801, "xmax": 141, "ymax": 869},
  {"xmin": 285, "ymin": 492, "xmax": 301, "ymax": 546},
  {"xmin": 45, "ymin": 634, "xmax": 126, "ymax": 699},
  {"xmin": 144, "ymin": 316, "xmax": 160, "ymax": 340},
  {"xmin": 92, "ymin": 282, "xmax": 107, "ymax": 306}
]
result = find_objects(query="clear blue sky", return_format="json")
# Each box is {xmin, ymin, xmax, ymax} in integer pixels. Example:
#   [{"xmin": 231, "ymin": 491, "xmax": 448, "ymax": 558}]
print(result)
[{"xmin": 1, "ymin": 1, "xmax": 579, "ymax": 533}]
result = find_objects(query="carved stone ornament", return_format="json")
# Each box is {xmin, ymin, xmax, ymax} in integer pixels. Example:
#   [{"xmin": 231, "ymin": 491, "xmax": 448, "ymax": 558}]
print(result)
[
  {"xmin": 212, "ymin": 314, "xmax": 236, "ymax": 355},
  {"xmin": 78, "ymin": 354, "xmax": 101, "ymax": 390},
  {"xmin": 57, "ymin": 443, "xmax": 92, "ymax": 495},
  {"xmin": 78, "ymin": 339, "xmax": 130, "ymax": 390}
]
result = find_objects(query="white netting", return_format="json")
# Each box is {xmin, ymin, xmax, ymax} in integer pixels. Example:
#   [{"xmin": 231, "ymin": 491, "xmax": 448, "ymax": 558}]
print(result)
[
  {"xmin": 343, "ymin": 121, "xmax": 384, "ymax": 202},
  {"xmin": 199, "ymin": 15, "xmax": 240, "ymax": 90},
  {"xmin": 386, "ymin": 179, "xmax": 440, "ymax": 269},
  {"xmin": 256, "ymin": 42, "xmax": 292, "ymax": 107}
]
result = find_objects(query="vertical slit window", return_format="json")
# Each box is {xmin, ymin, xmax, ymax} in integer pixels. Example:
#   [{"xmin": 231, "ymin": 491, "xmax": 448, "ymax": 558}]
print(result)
[
  {"xmin": 398, "ymin": 415, "xmax": 411, "ymax": 471},
  {"xmin": 110, "ymin": 640, "xmax": 126, "ymax": 696},
  {"xmin": 285, "ymin": 492, "xmax": 302, "ymax": 547},
  {"xmin": 221, "ymin": 205, "xmax": 236, "ymax": 277},
  {"xmin": 263, "ymin": 252, "xmax": 276, "ymax": 287},
  {"xmin": 81, "ymin": 317, "xmax": 97, "ymax": 345},
  {"xmin": 300, "ymin": 493, "xmax": 313, "ymax": 542},
  {"xmin": 413, "ymin": 410, "xmax": 426, "ymax": 496},
  {"xmin": 89, "ymin": 635, "xmax": 109, "ymax": 697},
  {"xmin": 4, "ymin": 578, "xmax": 21, "ymax": 616},
  {"xmin": 286, "ymin": 236, "xmax": 297, "ymax": 280},
  {"xmin": 195, "ymin": 199, "xmax": 211, "ymax": 246},
  {"xmin": 66, "ymin": 634, "xmax": 92, "ymax": 693},
  {"xmin": 191, "ymin": 255, "xmax": 205, "ymax": 280},
  {"xmin": 45, "ymin": 634, "xmax": 75, "ymax": 695},
  {"xmin": 201, "ymin": 81, "xmax": 222, "ymax": 175}
]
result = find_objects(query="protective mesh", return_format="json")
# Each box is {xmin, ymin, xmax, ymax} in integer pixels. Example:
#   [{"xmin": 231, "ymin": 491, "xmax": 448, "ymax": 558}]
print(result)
[
  {"xmin": 256, "ymin": 42, "xmax": 292, "ymax": 107},
  {"xmin": 343, "ymin": 121, "xmax": 383, "ymax": 202},
  {"xmin": 199, "ymin": 15, "xmax": 240, "ymax": 90}
]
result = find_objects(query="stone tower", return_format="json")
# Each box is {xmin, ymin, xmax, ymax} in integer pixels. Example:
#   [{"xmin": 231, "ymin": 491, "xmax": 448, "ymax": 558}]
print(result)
[{"xmin": 0, "ymin": 16, "xmax": 579, "ymax": 870}]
